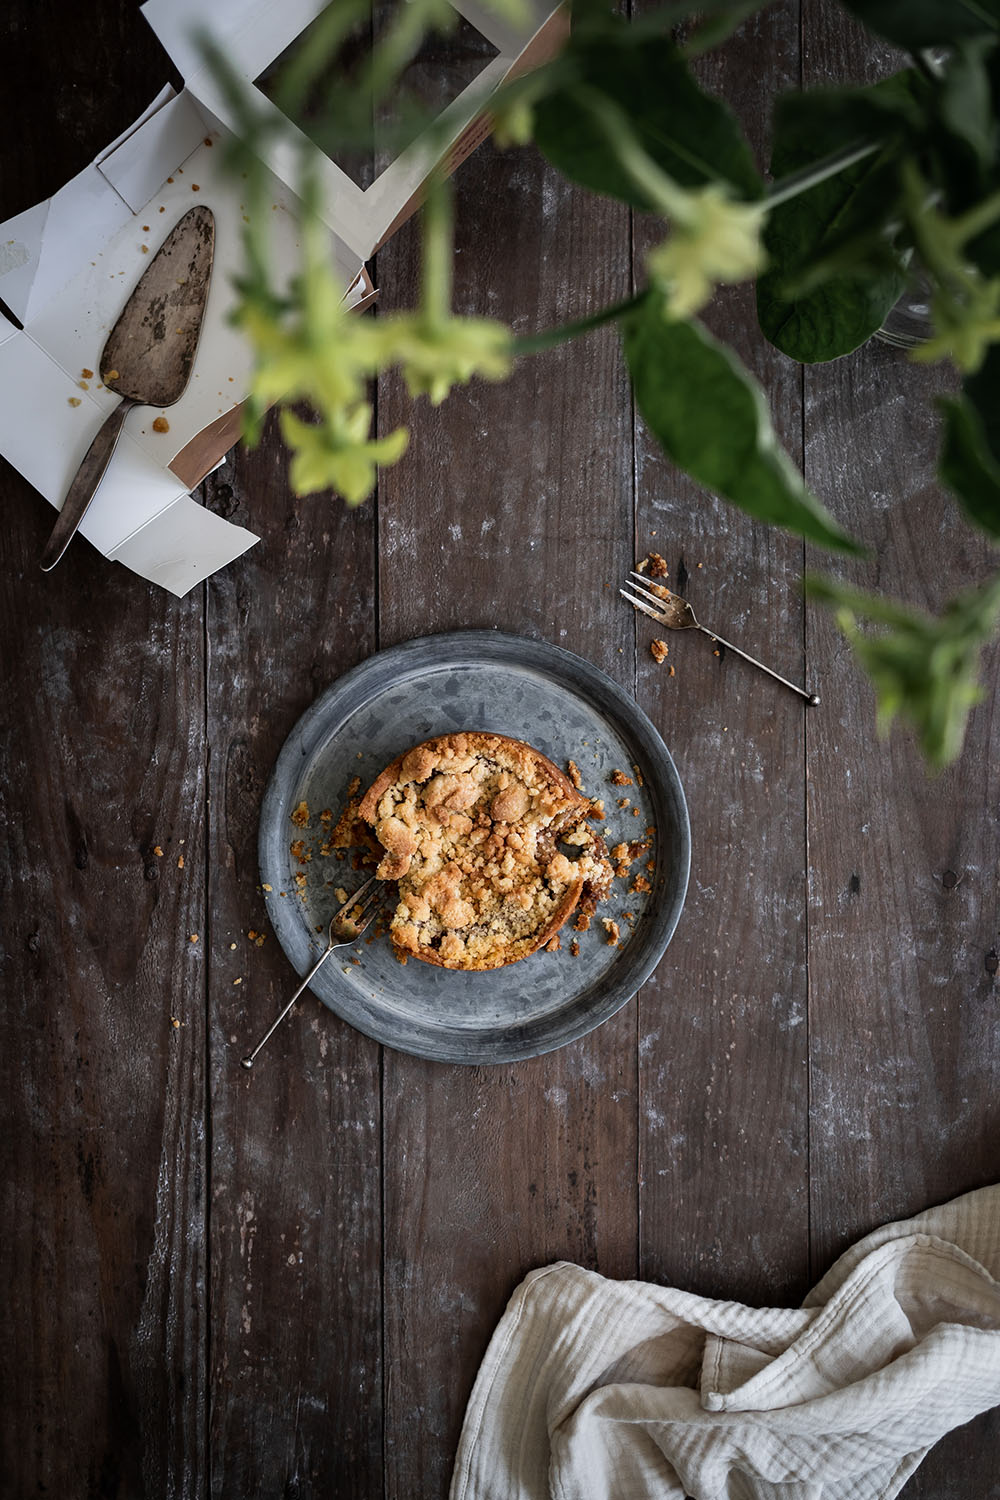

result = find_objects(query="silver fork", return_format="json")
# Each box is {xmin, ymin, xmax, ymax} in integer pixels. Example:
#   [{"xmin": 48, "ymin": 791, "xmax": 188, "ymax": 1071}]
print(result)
[
  {"xmin": 240, "ymin": 877, "xmax": 384, "ymax": 1069},
  {"xmin": 621, "ymin": 573, "xmax": 820, "ymax": 705}
]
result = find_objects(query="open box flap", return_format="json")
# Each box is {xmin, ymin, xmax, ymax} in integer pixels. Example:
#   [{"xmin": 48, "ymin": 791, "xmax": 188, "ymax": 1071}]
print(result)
[
  {"xmin": 0, "ymin": 310, "xmax": 258, "ymax": 592},
  {"xmin": 109, "ymin": 491, "xmax": 259, "ymax": 596},
  {"xmin": 0, "ymin": 82, "xmax": 366, "ymax": 530},
  {"xmin": 0, "ymin": 90, "xmax": 207, "ymax": 327},
  {"xmin": 2, "ymin": 1, "xmax": 562, "ymax": 594},
  {"xmin": 144, "ymin": 0, "xmax": 565, "ymax": 262},
  {"xmin": 95, "ymin": 88, "xmax": 209, "ymax": 214},
  {"xmin": 8, "ymin": 129, "xmax": 327, "ymax": 476},
  {"xmin": 94, "ymin": 84, "xmax": 181, "ymax": 166},
  {"xmin": 0, "ymin": 330, "xmax": 194, "ymax": 550},
  {"xmin": 0, "ymin": 88, "xmax": 218, "ymax": 325},
  {"xmin": 142, "ymin": 0, "xmax": 311, "ymax": 86},
  {"xmin": 0, "ymin": 164, "xmax": 134, "ymax": 328}
]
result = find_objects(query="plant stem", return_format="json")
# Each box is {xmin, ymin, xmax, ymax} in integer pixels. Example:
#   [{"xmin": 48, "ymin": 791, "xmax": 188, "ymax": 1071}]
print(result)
[
  {"xmin": 421, "ymin": 172, "xmax": 453, "ymax": 331},
  {"xmin": 765, "ymin": 140, "xmax": 880, "ymax": 208},
  {"xmin": 511, "ymin": 291, "xmax": 650, "ymax": 356},
  {"xmin": 952, "ymin": 190, "xmax": 1000, "ymax": 248}
]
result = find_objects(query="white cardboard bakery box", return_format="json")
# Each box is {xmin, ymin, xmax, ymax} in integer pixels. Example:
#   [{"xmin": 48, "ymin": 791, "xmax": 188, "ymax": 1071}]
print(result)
[{"xmin": 0, "ymin": 0, "xmax": 567, "ymax": 595}]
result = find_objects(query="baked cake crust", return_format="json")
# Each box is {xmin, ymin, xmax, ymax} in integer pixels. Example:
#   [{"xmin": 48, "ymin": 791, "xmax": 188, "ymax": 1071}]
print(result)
[{"xmin": 358, "ymin": 731, "xmax": 603, "ymax": 971}]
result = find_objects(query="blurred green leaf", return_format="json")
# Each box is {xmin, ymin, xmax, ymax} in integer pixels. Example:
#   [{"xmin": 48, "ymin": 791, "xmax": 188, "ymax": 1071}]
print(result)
[
  {"xmin": 839, "ymin": 0, "xmax": 1000, "ymax": 49},
  {"xmin": 533, "ymin": 33, "xmax": 761, "ymax": 210},
  {"xmin": 807, "ymin": 572, "xmax": 1000, "ymax": 768},
  {"xmin": 949, "ymin": 46, "xmax": 1000, "ymax": 266},
  {"xmin": 770, "ymin": 74, "xmax": 928, "ymax": 144},
  {"xmin": 963, "ymin": 343, "xmax": 1000, "ymax": 455},
  {"xmin": 623, "ymin": 290, "xmax": 861, "ymax": 551},
  {"xmin": 938, "ymin": 40, "xmax": 995, "ymax": 169},
  {"xmin": 914, "ymin": 40, "xmax": 1000, "ymax": 224},
  {"xmin": 756, "ymin": 178, "xmax": 906, "ymax": 361},
  {"xmin": 938, "ymin": 394, "xmax": 1000, "ymax": 536},
  {"xmin": 756, "ymin": 78, "xmax": 925, "ymax": 361},
  {"xmin": 206, "ymin": 0, "xmax": 1000, "ymax": 771}
]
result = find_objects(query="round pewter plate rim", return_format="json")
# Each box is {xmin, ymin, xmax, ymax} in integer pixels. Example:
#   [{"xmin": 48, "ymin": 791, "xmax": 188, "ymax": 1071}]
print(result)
[{"xmin": 258, "ymin": 630, "xmax": 690, "ymax": 1064}]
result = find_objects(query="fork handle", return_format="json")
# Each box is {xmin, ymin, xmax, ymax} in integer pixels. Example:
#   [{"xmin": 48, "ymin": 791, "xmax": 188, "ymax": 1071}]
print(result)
[
  {"xmin": 40, "ymin": 397, "xmax": 140, "ymax": 571},
  {"xmin": 240, "ymin": 942, "xmax": 334, "ymax": 1069},
  {"xmin": 697, "ymin": 625, "xmax": 820, "ymax": 705}
]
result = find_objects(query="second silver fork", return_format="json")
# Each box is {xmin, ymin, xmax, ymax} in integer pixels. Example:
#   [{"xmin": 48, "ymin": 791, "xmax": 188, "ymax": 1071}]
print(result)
[{"xmin": 621, "ymin": 573, "xmax": 820, "ymax": 705}]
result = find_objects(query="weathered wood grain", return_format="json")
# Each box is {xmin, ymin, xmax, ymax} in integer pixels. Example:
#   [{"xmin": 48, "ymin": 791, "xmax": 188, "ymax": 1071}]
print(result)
[
  {"xmin": 802, "ymin": 3, "xmax": 1000, "ymax": 1491},
  {"xmin": 0, "ymin": 525, "xmax": 209, "ymax": 1500},
  {"xmin": 4, "ymin": 2, "xmax": 1000, "ymax": 1497},
  {"xmin": 202, "ymin": 433, "xmax": 382, "ymax": 1500},
  {"xmin": 632, "ymin": 0, "xmax": 813, "ymax": 1307},
  {"xmin": 1, "ymin": 9, "xmax": 206, "ymax": 1500},
  {"xmin": 374, "ymin": 135, "xmax": 638, "ymax": 1499}
]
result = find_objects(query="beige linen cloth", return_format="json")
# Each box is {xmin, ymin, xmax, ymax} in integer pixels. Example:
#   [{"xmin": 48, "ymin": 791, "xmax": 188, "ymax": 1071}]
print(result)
[{"xmin": 450, "ymin": 1186, "xmax": 1000, "ymax": 1500}]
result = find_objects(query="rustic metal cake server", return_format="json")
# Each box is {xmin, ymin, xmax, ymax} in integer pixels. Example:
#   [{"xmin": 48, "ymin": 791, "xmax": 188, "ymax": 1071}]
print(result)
[
  {"xmin": 40, "ymin": 204, "xmax": 215, "ymax": 572},
  {"xmin": 622, "ymin": 573, "xmax": 820, "ymax": 704}
]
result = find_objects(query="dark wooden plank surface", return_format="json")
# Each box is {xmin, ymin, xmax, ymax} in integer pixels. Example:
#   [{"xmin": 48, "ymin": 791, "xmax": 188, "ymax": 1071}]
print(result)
[
  {"xmin": 1, "ymin": 10, "xmax": 204, "ymax": 1500},
  {"xmin": 375, "ymin": 128, "xmax": 639, "ymax": 1499},
  {"xmin": 2, "ymin": 3, "xmax": 999, "ymax": 1498},
  {"xmin": 203, "ymin": 452, "xmax": 382, "ymax": 1497},
  {"xmin": 800, "ymin": 4, "xmax": 1000, "ymax": 1487},
  {"xmin": 633, "ymin": 0, "xmax": 812, "ymax": 1309}
]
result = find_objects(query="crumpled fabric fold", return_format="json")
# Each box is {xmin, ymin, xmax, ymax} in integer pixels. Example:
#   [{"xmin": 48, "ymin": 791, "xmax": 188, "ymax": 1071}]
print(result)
[{"xmin": 450, "ymin": 1186, "xmax": 1000, "ymax": 1500}]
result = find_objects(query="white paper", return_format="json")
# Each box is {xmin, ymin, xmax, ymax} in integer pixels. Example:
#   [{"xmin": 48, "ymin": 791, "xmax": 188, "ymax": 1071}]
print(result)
[
  {"xmin": 0, "ymin": 0, "xmax": 561, "ymax": 595},
  {"xmin": 0, "ymin": 329, "xmax": 195, "ymax": 555},
  {"xmin": 110, "ymin": 490, "xmax": 258, "ymax": 595},
  {"xmin": 95, "ymin": 89, "xmax": 207, "ymax": 214},
  {"xmin": 143, "ymin": 0, "xmax": 558, "ymax": 261}
]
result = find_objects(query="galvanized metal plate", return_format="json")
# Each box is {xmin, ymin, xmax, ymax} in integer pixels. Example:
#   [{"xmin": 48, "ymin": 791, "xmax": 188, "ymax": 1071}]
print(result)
[{"xmin": 258, "ymin": 631, "xmax": 690, "ymax": 1064}]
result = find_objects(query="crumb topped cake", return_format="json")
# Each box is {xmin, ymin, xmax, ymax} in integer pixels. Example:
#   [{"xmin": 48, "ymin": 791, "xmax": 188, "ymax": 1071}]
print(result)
[{"xmin": 357, "ymin": 732, "xmax": 612, "ymax": 970}]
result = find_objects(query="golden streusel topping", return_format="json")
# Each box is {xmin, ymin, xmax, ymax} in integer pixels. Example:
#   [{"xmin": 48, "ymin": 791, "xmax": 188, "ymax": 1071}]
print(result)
[{"xmin": 359, "ymin": 733, "xmax": 607, "ymax": 971}]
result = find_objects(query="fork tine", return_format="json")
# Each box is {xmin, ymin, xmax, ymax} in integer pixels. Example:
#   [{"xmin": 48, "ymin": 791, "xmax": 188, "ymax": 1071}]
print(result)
[
  {"xmin": 627, "ymin": 577, "xmax": 672, "ymax": 607},
  {"xmin": 340, "ymin": 875, "xmax": 376, "ymax": 910},
  {"xmin": 337, "ymin": 878, "xmax": 385, "ymax": 936},
  {"xmin": 354, "ymin": 885, "xmax": 384, "ymax": 921},
  {"xmin": 620, "ymin": 588, "xmax": 665, "ymax": 623},
  {"xmin": 630, "ymin": 570, "xmax": 671, "ymax": 591}
]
